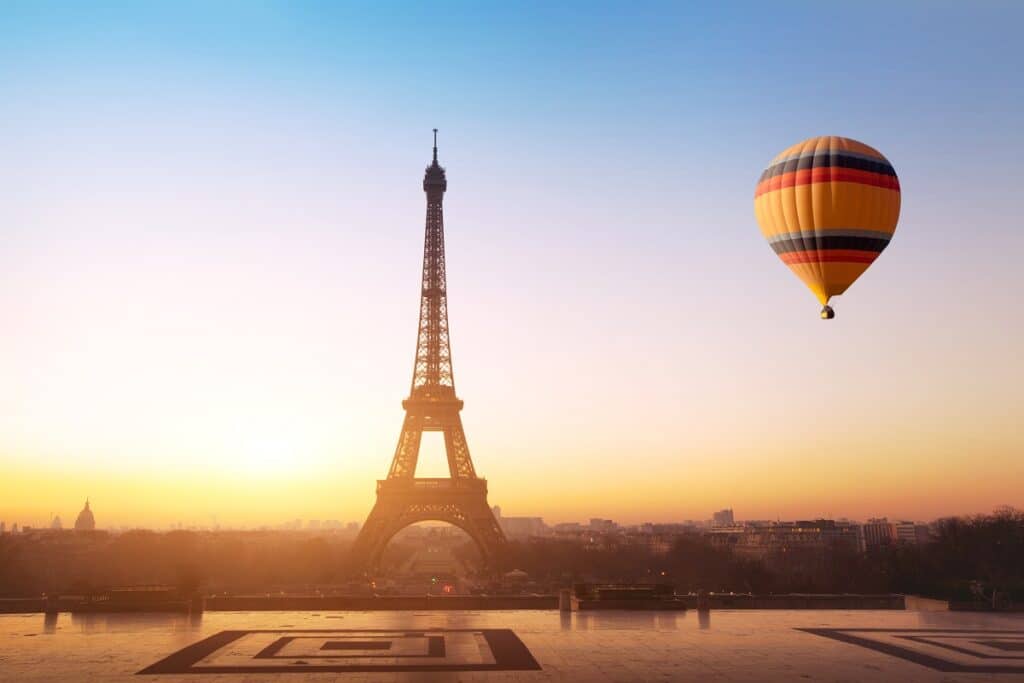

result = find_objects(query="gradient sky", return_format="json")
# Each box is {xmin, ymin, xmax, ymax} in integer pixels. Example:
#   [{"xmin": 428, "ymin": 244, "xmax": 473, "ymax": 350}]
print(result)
[{"xmin": 2, "ymin": 2, "xmax": 1022, "ymax": 529}]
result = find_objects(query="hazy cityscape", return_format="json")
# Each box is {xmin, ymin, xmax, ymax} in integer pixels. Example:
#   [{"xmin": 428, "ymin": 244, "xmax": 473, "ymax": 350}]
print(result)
[
  {"xmin": 0, "ymin": 499, "xmax": 942, "ymax": 555},
  {"xmin": 3, "ymin": 497, "xmax": 1019, "ymax": 606}
]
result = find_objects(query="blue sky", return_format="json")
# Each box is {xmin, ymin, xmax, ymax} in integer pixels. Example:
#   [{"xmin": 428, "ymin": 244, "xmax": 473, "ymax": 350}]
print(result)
[{"xmin": 2, "ymin": 2, "xmax": 1023, "ymax": 526}]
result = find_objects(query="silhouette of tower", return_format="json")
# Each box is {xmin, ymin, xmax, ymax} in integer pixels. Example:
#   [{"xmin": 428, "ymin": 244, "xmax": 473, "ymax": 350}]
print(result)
[{"xmin": 352, "ymin": 131, "xmax": 506, "ymax": 573}]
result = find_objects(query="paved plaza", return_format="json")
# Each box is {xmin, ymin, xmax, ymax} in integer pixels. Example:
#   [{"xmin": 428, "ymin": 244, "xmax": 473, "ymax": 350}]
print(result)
[{"xmin": 2, "ymin": 609, "xmax": 1023, "ymax": 681}]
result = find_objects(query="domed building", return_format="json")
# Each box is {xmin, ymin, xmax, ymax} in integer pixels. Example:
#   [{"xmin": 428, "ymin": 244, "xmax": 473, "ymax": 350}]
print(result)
[{"xmin": 74, "ymin": 499, "xmax": 95, "ymax": 531}]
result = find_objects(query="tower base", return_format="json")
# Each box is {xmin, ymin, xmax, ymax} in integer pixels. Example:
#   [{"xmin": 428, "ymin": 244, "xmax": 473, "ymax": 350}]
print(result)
[{"xmin": 351, "ymin": 478, "xmax": 505, "ymax": 575}]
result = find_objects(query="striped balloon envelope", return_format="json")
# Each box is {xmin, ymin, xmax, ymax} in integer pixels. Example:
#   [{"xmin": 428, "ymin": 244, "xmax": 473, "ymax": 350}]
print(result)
[{"xmin": 754, "ymin": 136, "xmax": 900, "ymax": 318}]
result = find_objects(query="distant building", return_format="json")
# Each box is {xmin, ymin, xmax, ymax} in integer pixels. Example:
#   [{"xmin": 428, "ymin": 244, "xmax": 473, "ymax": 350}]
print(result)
[
  {"xmin": 500, "ymin": 516, "xmax": 546, "ymax": 539},
  {"xmin": 307, "ymin": 520, "xmax": 321, "ymax": 530},
  {"xmin": 0, "ymin": 521, "xmax": 5, "ymax": 534},
  {"xmin": 624, "ymin": 532, "xmax": 675, "ymax": 555},
  {"xmin": 51, "ymin": 515, "xmax": 63, "ymax": 530},
  {"xmin": 589, "ymin": 518, "xmax": 616, "ymax": 532},
  {"xmin": 707, "ymin": 519, "xmax": 861, "ymax": 558},
  {"xmin": 862, "ymin": 518, "xmax": 896, "ymax": 549},
  {"xmin": 74, "ymin": 500, "xmax": 96, "ymax": 531},
  {"xmin": 712, "ymin": 509, "xmax": 735, "ymax": 527},
  {"xmin": 894, "ymin": 521, "xmax": 931, "ymax": 545},
  {"xmin": 647, "ymin": 523, "xmax": 699, "ymax": 535}
]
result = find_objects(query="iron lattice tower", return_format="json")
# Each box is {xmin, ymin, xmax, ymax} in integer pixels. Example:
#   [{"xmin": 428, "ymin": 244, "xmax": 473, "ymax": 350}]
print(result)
[{"xmin": 351, "ymin": 131, "xmax": 506, "ymax": 574}]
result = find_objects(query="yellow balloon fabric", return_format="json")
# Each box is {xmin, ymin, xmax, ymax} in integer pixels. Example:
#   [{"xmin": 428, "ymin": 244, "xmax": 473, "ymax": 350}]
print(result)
[{"xmin": 754, "ymin": 136, "xmax": 900, "ymax": 307}]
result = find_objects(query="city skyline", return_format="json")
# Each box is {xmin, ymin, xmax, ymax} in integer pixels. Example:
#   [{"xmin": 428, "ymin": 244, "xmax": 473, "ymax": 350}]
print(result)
[
  {"xmin": 3, "ymin": 3, "xmax": 1023, "ymax": 528},
  {"xmin": 0, "ymin": 495, "xmax": 1012, "ymax": 534}
]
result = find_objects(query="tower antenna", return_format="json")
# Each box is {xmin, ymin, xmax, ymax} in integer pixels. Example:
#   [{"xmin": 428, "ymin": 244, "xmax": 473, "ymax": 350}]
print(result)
[{"xmin": 432, "ymin": 128, "xmax": 438, "ymax": 162}]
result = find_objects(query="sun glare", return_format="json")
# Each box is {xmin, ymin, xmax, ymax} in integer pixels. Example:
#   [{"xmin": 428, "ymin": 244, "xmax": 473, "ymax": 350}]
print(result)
[{"xmin": 229, "ymin": 425, "xmax": 310, "ymax": 478}]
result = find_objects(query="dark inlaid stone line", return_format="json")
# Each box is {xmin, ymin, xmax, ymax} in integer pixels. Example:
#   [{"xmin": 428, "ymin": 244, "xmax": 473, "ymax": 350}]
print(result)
[
  {"xmin": 974, "ymin": 640, "xmax": 1024, "ymax": 652},
  {"xmin": 799, "ymin": 628, "xmax": 1024, "ymax": 674}
]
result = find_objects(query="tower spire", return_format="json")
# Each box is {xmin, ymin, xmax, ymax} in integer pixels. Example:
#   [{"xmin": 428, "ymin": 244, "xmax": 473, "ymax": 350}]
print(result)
[{"xmin": 415, "ymin": 128, "xmax": 451, "ymax": 395}]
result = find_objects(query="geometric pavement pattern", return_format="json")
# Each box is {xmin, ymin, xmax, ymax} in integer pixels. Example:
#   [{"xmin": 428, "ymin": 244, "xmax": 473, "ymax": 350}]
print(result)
[
  {"xmin": 799, "ymin": 628, "xmax": 1024, "ymax": 674},
  {"xmin": 137, "ymin": 628, "xmax": 541, "ymax": 674}
]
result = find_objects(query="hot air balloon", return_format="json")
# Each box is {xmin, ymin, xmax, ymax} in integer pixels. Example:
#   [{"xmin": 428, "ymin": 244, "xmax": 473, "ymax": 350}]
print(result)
[{"xmin": 753, "ymin": 136, "xmax": 900, "ymax": 318}]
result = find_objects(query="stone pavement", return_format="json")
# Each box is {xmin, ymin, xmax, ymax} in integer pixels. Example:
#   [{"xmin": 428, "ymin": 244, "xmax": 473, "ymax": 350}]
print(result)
[{"xmin": 2, "ymin": 609, "xmax": 1023, "ymax": 681}]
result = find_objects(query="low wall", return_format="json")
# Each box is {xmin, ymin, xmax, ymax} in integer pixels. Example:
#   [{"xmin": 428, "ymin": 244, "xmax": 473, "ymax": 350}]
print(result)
[
  {"xmin": 684, "ymin": 593, "xmax": 905, "ymax": 610},
  {"xmin": 572, "ymin": 597, "xmax": 687, "ymax": 611},
  {"xmin": 1, "ymin": 593, "xmax": 906, "ymax": 613},
  {"xmin": 949, "ymin": 601, "xmax": 1024, "ymax": 612},
  {"xmin": 0, "ymin": 598, "xmax": 44, "ymax": 614},
  {"xmin": 0, "ymin": 598, "xmax": 191, "ymax": 614},
  {"xmin": 205, "ymin": 595, "xmax": 558, "ymax": 611}
]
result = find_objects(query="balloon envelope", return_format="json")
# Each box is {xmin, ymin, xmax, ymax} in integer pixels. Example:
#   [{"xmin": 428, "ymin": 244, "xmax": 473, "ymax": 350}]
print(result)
[{"xmin": 754, "ymin": 136, "xmax": 900, "ymax": 309}]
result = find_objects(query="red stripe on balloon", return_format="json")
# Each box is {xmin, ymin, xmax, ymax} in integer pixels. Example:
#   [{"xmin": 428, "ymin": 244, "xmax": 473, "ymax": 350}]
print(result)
[{"xmin": 755, "ymin": 168, "xmax": 901, "ymax": 197}]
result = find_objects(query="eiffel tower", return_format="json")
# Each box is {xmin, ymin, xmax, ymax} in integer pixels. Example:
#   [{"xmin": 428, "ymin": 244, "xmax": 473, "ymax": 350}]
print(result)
[{"xmin": 351, "ymin": 131, "xmax": 506, "ymax": 574}]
